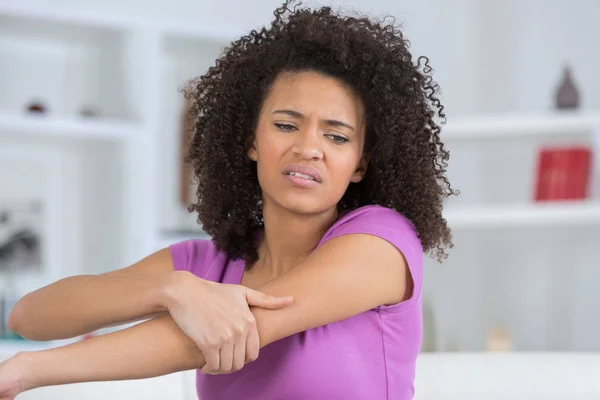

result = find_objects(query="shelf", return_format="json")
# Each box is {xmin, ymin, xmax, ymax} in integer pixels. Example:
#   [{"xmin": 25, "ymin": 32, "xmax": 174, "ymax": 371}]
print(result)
[
  {"xmin": 443, "ymin": 112, "xmax": 600, "ymax": 141},
  {"xmin": 0, "ymin": 11, "xmax": 139, "ymax": 121},
  {"xmin": 445, "ymin": 201, "xmax": 600, "ymax": 229},
  {"xmin": 0, "ymin": 113, "xmax": 143, "ymax": 141}
]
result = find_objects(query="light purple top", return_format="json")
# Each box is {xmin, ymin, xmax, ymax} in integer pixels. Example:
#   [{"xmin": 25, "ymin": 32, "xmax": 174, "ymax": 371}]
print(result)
[{"xmin": 170, "ymin": 205, "xmax": 423, "ymax": 400}]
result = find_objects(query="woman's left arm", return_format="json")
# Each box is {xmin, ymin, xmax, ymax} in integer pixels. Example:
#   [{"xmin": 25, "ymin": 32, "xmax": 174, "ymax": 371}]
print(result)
[
  {"xmin": 0, "ymin": 314, "xmax": 205, "ymax": 396},
  {"xmin": 251, "ymin": 233, "xmax": 411, "ymax": 349}
]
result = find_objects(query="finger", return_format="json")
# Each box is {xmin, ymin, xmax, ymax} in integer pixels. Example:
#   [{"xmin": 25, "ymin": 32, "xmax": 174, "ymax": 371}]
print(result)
[
  {"xmin": 200, "ymin": 363, "xmax": 220, "ymax": 375},
  {"xmin": 245, "ymin": 321, "xmax": 260, "ymax": 364},
  {"xmin": 201, "ymin": 346, "xmax": 220, "ymax": 374},
  {"xmin": 245, "ymin": 288, "xmax": 294, "ymax": 309},
  {"xmin": 218, "ymin": 345, "xmax": 234, "ymax": 373},
  {"xmin": 232, "ymin": 341, "xmax": 246, "ymax": 372},
  {"xmin": 200, "ymin": 364, "xmax": 217, "ymax": 375}
]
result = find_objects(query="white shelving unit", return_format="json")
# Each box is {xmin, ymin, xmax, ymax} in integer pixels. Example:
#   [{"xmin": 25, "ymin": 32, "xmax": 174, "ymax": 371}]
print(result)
[
  {"xmin": 423, "ymin": 111, "xmax": 600, "ymax": 354},
  {"xmin": 0, "ymin": 1, "xmax": 599, "ymax": 366},
  {"xmin": 443, "ymin": 112, "xmax": 600, "ymax": 140},
  {"xmin": 439, "ymin": 111, "xmax": 600, "ymax": 232},
  {"xmin": 0, "ymin": 112, "xmax": 142, "ymax": 141},
  {"xmin": 446, "ymin": 201, "xmax": 600, "ymax": 230},
  {"xmin": 0, "ymin": 4, "xmax": 238, "ymax": 273}
]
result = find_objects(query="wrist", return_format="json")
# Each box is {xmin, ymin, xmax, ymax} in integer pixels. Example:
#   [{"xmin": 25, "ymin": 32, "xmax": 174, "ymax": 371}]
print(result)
[
  {"xmin": 11, "ymin": 351, "xmax": 39, "ymax": 392},
  {"xmin": 160, "ymin": 270, "xmax": 199, "ymax": 310}
]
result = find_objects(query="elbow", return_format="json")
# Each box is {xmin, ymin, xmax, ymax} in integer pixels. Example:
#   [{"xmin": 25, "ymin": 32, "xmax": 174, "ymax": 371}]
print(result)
[
  {"xmin": 7, "ymin": 297, "xmax": 41, "ymax": 341},
  {"xmin": 7, "ymin": 303, "xmax": 25, "ymax": 336}
]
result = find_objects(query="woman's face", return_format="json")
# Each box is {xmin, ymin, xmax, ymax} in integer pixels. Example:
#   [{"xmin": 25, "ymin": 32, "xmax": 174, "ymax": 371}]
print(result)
[{"xmin": 248, "ymin": 71, "xmax": 367, "ymax": 216}]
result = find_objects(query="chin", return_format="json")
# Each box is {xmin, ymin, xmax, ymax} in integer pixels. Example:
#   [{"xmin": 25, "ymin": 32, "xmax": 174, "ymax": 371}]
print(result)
[{"xmin": 277, "ymin": 193, "xmax": 339, "ymax": 216}]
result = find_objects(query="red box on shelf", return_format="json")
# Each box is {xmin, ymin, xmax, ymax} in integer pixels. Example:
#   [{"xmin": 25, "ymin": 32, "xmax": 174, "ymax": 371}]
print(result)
[{"xmin": 534, "ymin": 146, "xmax": 592, "ymax": 201}]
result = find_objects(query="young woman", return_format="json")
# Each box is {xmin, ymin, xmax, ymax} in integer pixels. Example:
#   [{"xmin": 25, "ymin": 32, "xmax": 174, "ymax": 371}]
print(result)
[{"xmin": 0, "ymin": 1, "xmax": 455, "ymax": 399}]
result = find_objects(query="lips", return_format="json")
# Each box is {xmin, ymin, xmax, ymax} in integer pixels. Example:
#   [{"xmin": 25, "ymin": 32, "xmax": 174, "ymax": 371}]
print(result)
[{"xmin": 282, "ymin": 163, "xmax": 322, "ymax": 183}]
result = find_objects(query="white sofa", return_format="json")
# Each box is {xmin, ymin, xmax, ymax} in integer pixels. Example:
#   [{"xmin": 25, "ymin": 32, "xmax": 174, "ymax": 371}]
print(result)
[
  {"xmin": 414, "ymin": 352, "xmax": 600, "ymax": 400},
  {"xmin": 2, "ymin": 349, "xmax": 600, "ymax": 399}
]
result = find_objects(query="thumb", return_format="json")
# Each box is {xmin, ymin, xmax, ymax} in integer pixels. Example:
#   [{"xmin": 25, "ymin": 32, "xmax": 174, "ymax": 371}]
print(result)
[{"xmin": 245, "ymin": 288, "xmax": 294, "ymax": 309}]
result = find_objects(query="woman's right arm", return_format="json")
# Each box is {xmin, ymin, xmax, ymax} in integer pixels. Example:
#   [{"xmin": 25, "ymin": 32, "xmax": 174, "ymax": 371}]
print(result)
[{"xmin": 7, "ymin": 249, "xmax": 176, "ymax": 341}]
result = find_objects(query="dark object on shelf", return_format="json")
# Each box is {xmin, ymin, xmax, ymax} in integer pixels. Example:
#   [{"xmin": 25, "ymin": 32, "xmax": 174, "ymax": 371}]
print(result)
[
  {"xmin": 0, "ymin": 201, "xmax": 43, "ymax": 272},
  {"xmin": 0, "ymin": 228, "xmax": 41, "ymax": 269},
  {"xmin": 555, "ymin": 65, "xmax": 580, "ymax": 110},
  {"xmin": 80, "ymin": 107, "xmax": 99, "ymax": 118},
  {"xmin": 26, "ymin": 101, "xmax": 47, "ymax": 114}
]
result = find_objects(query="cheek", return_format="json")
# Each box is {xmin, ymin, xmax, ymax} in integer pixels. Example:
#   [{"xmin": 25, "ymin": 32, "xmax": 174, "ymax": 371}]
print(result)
[
  {"xmin": 262, "ymin": 137, "xmax": 281, "ymax": 158},
  {"xmin": 256, "ymin": 134, "xmax": 286, "ymax": 177},
  {"xmin": 258, "ymin": 141, "xmax": 279, "ymax": 170},
  {"xmin": 330, "ymin": 152, "xmax": 361, "ymax": 180}
]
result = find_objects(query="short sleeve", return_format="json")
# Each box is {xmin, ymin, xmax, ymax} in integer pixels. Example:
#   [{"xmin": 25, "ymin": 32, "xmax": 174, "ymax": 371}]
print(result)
[
  {"xmin": 319, "ymin": 205, "xmax": 423, "ymax": 313},
  {"xmin": 169, "ymin": 239, "xmax": 216, "ymax": 280}
]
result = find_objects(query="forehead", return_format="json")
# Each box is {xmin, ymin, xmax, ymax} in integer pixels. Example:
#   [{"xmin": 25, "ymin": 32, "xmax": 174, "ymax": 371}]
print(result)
[{"xmin": 263, "ymin": 71, "xmax": 364, "ymax": 121}]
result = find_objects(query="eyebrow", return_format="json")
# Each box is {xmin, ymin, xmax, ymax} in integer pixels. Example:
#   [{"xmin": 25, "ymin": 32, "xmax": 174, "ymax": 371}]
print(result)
[{"xmin": 272, "ymin": 109, "xmax": 355, "ymax": 131}]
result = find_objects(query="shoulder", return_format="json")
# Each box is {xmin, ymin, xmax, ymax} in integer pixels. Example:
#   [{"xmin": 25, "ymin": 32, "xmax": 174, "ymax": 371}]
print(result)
[
  {"xmin": 320, "ymin": 205, "xmax": 422, "ymax": 261},
  {"xmin": 169, "ymin": 239, "xmax": 226, "ymax": 280},
  {"xmin": 319, "ymin": 205, "xmax": 423, "ymax": 310}
]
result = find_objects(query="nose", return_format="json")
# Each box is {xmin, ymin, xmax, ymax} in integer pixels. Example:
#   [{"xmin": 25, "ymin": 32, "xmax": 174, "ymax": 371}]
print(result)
[{"xmin": 292, "ymin": 126, "xmax": 323, "ymax": 160}]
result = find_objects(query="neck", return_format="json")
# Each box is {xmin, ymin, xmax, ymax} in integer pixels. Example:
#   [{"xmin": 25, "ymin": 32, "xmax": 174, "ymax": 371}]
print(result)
[{"xmin": 256, "ymin": 201, "xmax": 339, "ymax": 277}]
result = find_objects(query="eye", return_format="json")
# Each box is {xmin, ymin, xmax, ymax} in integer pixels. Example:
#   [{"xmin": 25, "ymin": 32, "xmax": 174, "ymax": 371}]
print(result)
[
  {"xmin": 326, "ymin": 134, "xmax": 349, "ymax": 144},
  {"xmin": 274, "ymin": 123, "xmax": 297, "ymax": 132}
]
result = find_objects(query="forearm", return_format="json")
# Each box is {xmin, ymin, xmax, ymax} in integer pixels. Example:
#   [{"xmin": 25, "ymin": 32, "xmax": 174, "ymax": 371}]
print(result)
[
  {"xmin": 9, "ymin": 273, "xmax": 174, "ymax": 341},
  {"xmin": 19, "ymin": 314, "xmax": 204, "ymax": 391}
]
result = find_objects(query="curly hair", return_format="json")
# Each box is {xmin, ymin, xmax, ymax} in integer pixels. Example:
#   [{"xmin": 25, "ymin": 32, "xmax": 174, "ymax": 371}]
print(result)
[{"xmin": 183, "ymin": 0, "xmax": 457, "ymax": 267}]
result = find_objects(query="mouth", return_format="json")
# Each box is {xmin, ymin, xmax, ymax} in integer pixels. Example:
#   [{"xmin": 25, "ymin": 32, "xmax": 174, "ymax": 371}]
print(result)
[{"xmin": 282, "ymin": 164, "xmax": 322, "ymax": 183}]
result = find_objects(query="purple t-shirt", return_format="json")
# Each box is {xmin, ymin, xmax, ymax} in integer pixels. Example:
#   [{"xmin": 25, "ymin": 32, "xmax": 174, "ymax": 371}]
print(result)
[{"xmin": 170, "ymin": 205, "xmax": 423, "ymax": 400}]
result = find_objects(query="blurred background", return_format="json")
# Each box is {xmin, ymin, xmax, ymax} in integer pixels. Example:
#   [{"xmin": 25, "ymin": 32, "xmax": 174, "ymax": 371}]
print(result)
[{"xmin": 0, "ymin": 0, "xmax": 599, "ymax": 398}]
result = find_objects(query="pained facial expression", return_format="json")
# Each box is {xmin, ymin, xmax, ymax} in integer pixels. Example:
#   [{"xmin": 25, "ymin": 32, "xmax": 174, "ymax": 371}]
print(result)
[{"xmin": 247, "ymin": 71, "xmax": 367, "ymax": 215}]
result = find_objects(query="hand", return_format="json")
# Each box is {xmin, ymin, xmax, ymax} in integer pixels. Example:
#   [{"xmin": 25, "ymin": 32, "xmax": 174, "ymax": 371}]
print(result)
[
  {"xmin": 0, "ymin": 353, "xmax": 30, "ymax": 400},
  {"xmin": 166, "ymin": 271, "xmax": 293, "ymax": 375}
]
